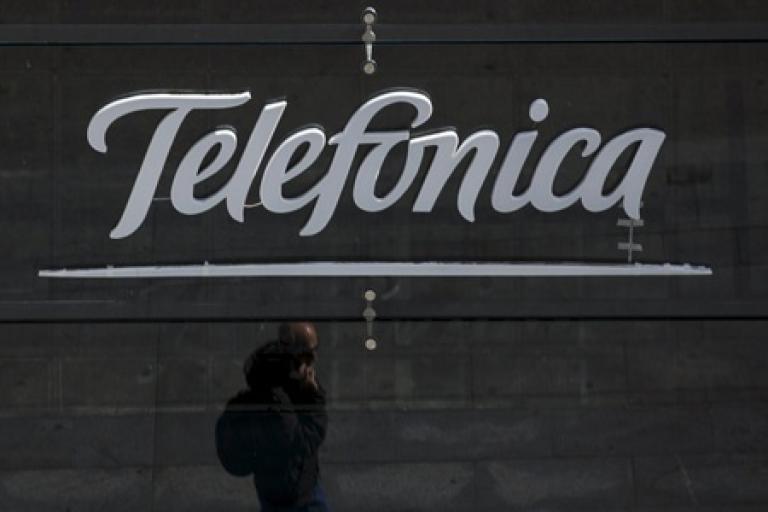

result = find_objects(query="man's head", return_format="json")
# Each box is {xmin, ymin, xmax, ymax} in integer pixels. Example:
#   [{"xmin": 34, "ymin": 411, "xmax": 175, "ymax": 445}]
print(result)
[
  {"xmin": 244, "ymin": 322, "xmax": 319, "ymax": 390},
  {"xmin": 278, "ymin": 322, "xmax": 318, "ymax": 367}
]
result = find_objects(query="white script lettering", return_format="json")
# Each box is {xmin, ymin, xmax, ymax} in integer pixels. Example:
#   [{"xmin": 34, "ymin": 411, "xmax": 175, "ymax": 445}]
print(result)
[{"xmin": 87, "ymin": 90, "xmax": 666, "ymax": 239}]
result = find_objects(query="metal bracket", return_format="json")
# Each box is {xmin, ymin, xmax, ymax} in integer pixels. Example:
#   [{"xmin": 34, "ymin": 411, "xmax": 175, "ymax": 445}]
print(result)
[
  {"xmin": 361, "ymin": 7, "xmax": 377, "ymax": 74},
  {"xmin": 617, "ymin": 203, "xmax": 644, "ymax": 263},
  {"xmin": 363, "ymin": 289, "xmax": 377, "ymax": 349}
]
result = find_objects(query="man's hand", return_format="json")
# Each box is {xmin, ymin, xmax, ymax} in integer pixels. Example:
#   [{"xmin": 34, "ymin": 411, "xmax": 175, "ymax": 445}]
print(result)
[
  {"xmin": 290, "ymin": 362, "xmax": 319, "ymax": 392},
  {"xmin": 301, "ymin": 364, "xmax": 319, "ymax": 392}
]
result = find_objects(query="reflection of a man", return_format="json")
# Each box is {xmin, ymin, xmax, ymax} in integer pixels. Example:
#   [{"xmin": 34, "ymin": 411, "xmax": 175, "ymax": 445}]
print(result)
[{"xmin": 216, "ymin": 322, "xmax": 330, "ymax": 511}]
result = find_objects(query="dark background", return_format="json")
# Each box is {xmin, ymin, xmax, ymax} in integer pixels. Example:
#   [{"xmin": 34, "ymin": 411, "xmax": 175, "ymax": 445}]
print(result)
[{"xmin": 0, "ymin": 2, "xmax": 767, "ymax": 511}]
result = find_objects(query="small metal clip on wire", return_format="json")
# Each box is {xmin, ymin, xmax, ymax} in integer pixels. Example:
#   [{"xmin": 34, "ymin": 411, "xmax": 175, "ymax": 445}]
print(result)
[{"xmin": 361, "ymin": 7, "xmax": 377, "ymax": 74}]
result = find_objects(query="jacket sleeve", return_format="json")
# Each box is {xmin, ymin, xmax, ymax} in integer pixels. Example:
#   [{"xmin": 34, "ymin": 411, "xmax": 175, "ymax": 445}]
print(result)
[{"xmin": 270, "ymin": 384, "xmax": 327, "ymax": 458}]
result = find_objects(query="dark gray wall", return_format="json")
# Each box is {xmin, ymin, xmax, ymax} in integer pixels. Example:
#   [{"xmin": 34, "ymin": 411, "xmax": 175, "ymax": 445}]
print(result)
[
  {"xmin": 2, "ymin": 321, "xmax": 768, "ymax": 511},
  {"xmin": 1, "ymin": 43, "xmax": 767, "ymax": 319},
  {"xmin": 0, "ymin": 2, "xmax": 767, "ymax": 511},
  {"xmin": 1, "ymin": 0, "xmax": 768, "ymax": 24}
]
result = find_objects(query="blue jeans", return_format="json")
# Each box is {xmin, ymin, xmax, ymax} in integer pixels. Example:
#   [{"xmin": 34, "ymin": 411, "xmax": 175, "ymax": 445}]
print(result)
[{"xmin": 259, "ymin": 485, "xmax": 330, "ymax": 512}]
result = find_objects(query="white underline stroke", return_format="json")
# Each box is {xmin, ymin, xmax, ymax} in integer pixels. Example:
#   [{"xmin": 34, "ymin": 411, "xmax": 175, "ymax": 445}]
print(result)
[{"xmin": 38, "ymin": 261, "xmax": 713, "ymax": 278}]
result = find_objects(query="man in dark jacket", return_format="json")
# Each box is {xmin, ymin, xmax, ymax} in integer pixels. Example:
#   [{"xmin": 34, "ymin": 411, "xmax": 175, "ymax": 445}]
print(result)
[{"xmin": 216, "ymin": 322, "xmax": 330, "ymax": 511}]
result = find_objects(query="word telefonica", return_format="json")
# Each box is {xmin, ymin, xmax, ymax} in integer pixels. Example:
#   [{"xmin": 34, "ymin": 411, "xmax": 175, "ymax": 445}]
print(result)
[{"xmin": 87, "ymin": 90, "xmax": 665, "ymax": 239}]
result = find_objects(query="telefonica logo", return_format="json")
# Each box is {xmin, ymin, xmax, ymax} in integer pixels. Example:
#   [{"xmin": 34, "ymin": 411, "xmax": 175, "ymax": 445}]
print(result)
[
  {"xmin": 39, "ymin": 89, "xmax": 711, "ymax": 278},
  {"xmin": 87, "ymin": 89, "xmax": 665, "ymax": 239}
]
